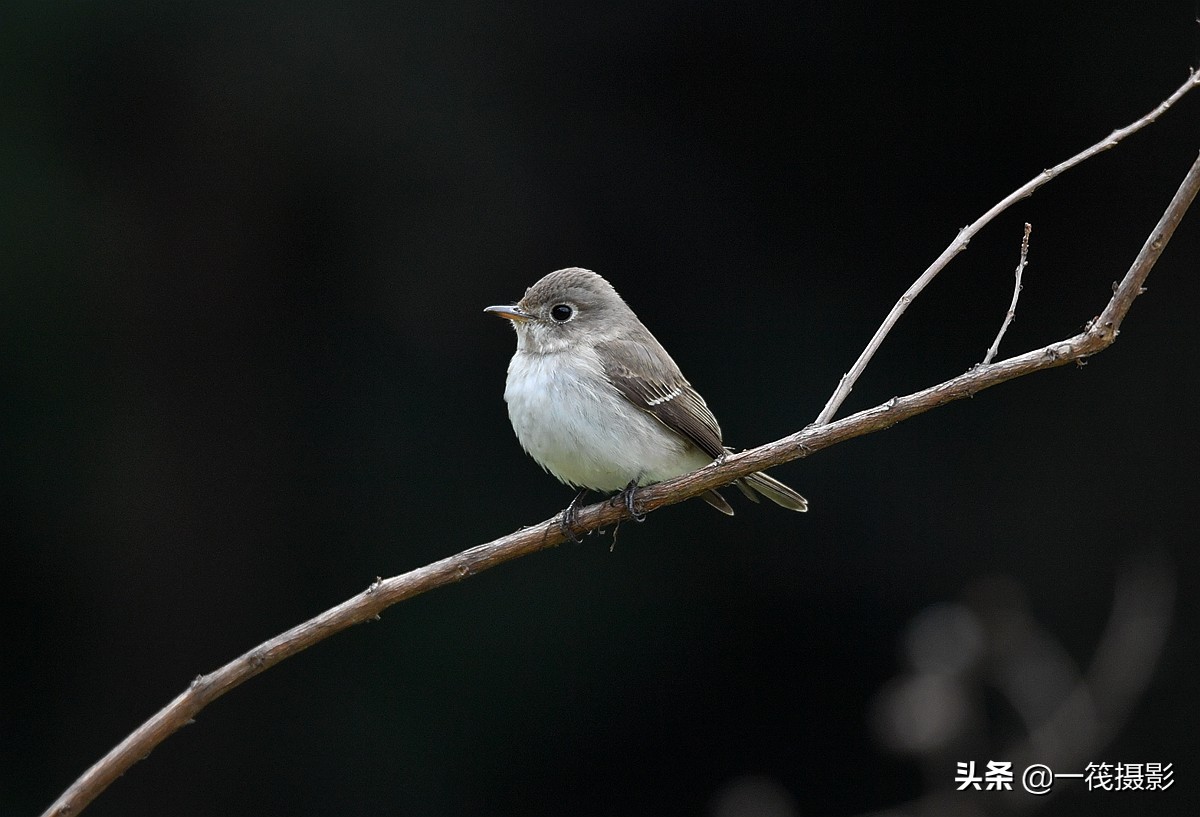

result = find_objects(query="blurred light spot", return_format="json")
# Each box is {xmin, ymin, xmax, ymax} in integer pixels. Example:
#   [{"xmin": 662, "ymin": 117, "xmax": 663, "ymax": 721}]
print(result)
[
  {"xmin": 710, "ymin": 774, "xmax": 799, "ymax": 817},
  {"xmin": 903, "ymin": 603, "xmax": 985, "ymax": 675},
  {"xmin": 872, "ymin": 673, "xmax": 969, "ymax": 753}
]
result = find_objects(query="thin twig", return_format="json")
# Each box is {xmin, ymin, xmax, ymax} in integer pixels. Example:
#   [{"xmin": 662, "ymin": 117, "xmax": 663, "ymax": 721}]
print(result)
[
  {"xmin": 813, "ymin": 68, "xmax": 1200, "ymax": 425},
  {"xmin": 983, "ymin": 222, "xmax": 1032, "ymax": 365},
  {"xmin": 40, "ymin": 142, "xmax": 1200, "ymax": 817}
]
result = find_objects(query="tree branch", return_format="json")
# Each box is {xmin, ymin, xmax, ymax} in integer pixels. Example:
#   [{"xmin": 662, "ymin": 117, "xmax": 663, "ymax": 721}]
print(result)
[
  {"xmin": 813, "ymin": 68, "xmax": 1200, "ymax": 425},
  {"xmin": 982, "ymin": 222, "xmax": 1031, "ymax": 365},
  {"xmin": 42, "ymin": 102, "xmax": 1200, "ymax": 817}
]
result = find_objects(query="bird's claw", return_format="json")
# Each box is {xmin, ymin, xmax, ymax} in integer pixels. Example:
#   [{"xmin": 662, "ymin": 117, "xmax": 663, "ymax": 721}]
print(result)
[
  {"xmin": 559, "ymin": 488, "xmax": 588, "ymax": 543},
  {"xmin": 617, "ymin": 480, "xmax": 646, "ymax": 522}
]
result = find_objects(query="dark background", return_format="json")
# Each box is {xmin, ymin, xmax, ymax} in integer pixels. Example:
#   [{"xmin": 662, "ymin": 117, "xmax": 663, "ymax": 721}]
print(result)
[{"xmin": 3, "ymin": 2, "xmax": 1198, "ymax": 816}]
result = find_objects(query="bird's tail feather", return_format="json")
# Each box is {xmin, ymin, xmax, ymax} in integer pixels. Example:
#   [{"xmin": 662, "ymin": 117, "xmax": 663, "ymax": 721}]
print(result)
[
  {"xmin": 701, "ymin": 489, "xmax": 735, "ymax": 515},
  {"xmin": 740, "ymin": 472, "xmax": 808, "ymax": 512}
]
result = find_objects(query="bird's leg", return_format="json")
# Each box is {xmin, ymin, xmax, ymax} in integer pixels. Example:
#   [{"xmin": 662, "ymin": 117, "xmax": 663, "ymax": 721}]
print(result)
[
  {"xmin": 615, "ymin": 479, "xmax": 646, "ymax": 522},
  {"xmin": 559, "ymin": 488, "xmax": 589, "ymax": 543}
]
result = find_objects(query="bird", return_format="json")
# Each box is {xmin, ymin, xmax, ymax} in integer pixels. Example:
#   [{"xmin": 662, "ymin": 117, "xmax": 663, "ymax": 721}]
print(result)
[{"xmin": 485, "ymin": 267, "xmax": 807, "ymax": 523}]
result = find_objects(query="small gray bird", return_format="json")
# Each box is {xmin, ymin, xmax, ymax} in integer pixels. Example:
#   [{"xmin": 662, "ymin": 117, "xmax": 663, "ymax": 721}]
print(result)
[{"xmin": 485, "ymin": 268, "xmax": 807, "ymax": 518}]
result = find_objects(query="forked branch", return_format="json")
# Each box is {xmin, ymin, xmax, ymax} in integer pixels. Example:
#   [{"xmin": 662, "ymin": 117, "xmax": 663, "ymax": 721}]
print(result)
[{"xmin": 814, "ymin": 69, "xmax": 1200, "ymax": 425}]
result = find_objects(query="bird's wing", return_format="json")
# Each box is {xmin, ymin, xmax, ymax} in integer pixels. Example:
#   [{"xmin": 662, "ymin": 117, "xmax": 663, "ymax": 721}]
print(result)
[{"xmin": 598, "ymin": 338, "xmax": 725, "ymax": 459}]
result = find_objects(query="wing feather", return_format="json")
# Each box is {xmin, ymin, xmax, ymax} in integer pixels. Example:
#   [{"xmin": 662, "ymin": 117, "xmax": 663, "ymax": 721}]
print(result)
[{"xmin": 597, "ymin": 338, "xmax": 725, "ymax": 459}]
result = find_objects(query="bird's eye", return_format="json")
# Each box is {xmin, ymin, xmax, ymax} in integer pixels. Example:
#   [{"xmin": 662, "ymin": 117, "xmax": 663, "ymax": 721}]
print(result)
[{"xmin": 550, "ymin": 304, "xmax": 573, "ymax": 322}]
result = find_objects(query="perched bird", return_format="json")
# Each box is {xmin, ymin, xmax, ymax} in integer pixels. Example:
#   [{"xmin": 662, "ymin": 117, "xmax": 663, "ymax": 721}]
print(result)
[{"xmin": 485, "ymin": 268, "xmax": 807, "ymax": 520}]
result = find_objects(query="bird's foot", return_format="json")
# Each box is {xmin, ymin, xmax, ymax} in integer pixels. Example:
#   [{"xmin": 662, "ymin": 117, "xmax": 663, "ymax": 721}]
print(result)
[
  {"xmin": 614, "ymin": 479, "xmax": 646, "ymax": 522},
  {"xmin": 559, "ymin": 488, "xmax": 589, "ymax": 543}
]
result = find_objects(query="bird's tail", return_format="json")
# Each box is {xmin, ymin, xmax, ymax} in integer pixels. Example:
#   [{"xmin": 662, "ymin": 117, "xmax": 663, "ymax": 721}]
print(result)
[{"xmin": 737, "ymin": 471, "xmax": 808, "ymax": 512}]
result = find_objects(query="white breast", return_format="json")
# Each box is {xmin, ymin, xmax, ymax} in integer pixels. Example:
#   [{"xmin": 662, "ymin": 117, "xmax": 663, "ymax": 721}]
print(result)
[{"xmin": 503, "ymin": 349, "xmax": 710, "ymax": 492}]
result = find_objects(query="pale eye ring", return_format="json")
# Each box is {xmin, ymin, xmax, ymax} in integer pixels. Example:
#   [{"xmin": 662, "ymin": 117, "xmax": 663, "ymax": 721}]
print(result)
[{"xmin": 550, "ymin": 304, "xmax": 573, "ymax": 322}]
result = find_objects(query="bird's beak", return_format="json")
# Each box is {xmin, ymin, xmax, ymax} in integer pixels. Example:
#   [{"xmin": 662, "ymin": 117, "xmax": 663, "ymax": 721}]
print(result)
[{"xmin": 484, "ymin": 304, "xmax": 533, "ymax": 322}]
